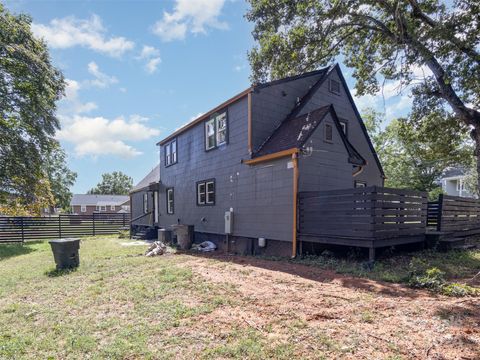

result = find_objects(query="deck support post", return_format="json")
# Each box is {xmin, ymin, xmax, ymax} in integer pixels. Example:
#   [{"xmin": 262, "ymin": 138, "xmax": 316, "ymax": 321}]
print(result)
[{"xmin": 368, "ymin": 247, "xmax": 375, "ymax": 262}]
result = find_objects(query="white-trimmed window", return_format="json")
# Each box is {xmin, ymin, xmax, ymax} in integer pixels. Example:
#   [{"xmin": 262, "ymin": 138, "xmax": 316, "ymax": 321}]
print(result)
[
  {"xmin": 80, "ymin": 205, "xmax": 86, "ymax": 213},
  {"xmin": 324, "ymin": 123, "xmax": 333, "ymax": 142},
  {"xmin": 143, "ymin": 193, "xmax": 148, "ymax": 214},
  {"xmin": 205, "ymin": 111, "xmax": 227, "ymax": 150},
  {"xmin": 110, "ymin": 205, "xmax": 115, "ymax": 211},
  {"xmin": 96, "ymin": 205, "xmax": 106, "ymax": 212},
  {"xmin": 329, "ymin": 79, "xmax": 341, "ymax": 94},
  {"xmin": 456, "ymin": 179, "xmax": 465, "ymax": 191},
  {"xmin": 166, "ymin": 188, "xmax": 174, "ymax": 214},
  {"xmin": 165, "ymin": 139, "xmax": 177, "ymax": 166},
  {"xmin": 197, "ymin": 179, "xmax": 215, "ymax": 206}
]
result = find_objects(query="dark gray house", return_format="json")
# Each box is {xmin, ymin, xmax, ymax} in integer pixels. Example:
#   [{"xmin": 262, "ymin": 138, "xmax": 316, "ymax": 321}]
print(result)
[{"xmin": 142, "ymin": 65, "xmax": 384, "ymax": 256}]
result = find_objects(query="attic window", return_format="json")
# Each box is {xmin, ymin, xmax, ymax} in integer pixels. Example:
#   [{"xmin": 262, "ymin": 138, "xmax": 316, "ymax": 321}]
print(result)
[
  {"xmin": 324, "ymin": 123, "xmax": 333, "ymax": 142},
  {"xmin": 329, "ymin": 79, "xmax": 341, "ymax": 95},
  {"xmin": 205, "ymin": 111, "xmax": 228, "ymax": 151},
  {"xmin": 165, "ymin": 139, "xmax": 177, "ymax": 167}
]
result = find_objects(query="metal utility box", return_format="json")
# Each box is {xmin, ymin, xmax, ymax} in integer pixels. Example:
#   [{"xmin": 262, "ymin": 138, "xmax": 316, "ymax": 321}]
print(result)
[{"xmin": 224, "ymin": 211, "xmax": 233, "ymax": 234}]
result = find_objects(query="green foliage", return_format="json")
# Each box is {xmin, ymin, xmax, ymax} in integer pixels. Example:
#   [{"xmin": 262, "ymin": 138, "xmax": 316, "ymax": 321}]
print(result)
[
  {"xmin": 0, "ymin": 4, "xmax": 65, "ymax": 204},
  {"xmin": 409, "ymin": 267, "xmax": 446, "ymax": 289},
  {"xmin": 44, "ymin": 145, "xmax": 77, "ymax": 209},
  {"xmin": 363, "ymin": 108, "xmax": 472, "ymax": 193},
  {"xmin": 88, "ymin": 171, "xmax": 133, "ymax": 195},
  {"xmin": 246, "ymin": 0, "xmax": 480, "ymax": 186}
]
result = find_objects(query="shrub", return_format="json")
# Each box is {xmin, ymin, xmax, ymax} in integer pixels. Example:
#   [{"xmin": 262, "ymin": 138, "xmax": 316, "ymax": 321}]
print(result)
[{"xmin": 409, "ymin": 267, "xmax": 446, "ymax": 290}]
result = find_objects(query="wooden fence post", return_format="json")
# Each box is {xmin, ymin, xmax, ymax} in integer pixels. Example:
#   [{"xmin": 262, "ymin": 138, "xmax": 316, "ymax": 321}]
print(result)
[
  {"xmin": 92, "ymin": 213, "xmax": 96, "ymax": 236},
  {"xmin": 20, "ymin": 217, "xmax": 25, "ymax": 243},
  {"xmin": 123, "ymin": 213, "xmax": 126, "ymax": 227},
  {"xmin": 437, "ymin": 194, "xmax": 444, "ymax": 232},
  {"xmin": 58, "ymin": 215, "xmax": 62, "ymax": 238}
]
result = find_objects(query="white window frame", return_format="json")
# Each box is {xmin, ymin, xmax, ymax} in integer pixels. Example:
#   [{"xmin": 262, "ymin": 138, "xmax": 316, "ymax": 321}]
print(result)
[
  {"xmin": 165, "ymin": 139, "xmax": 177, "ymax": 166},
  {"xmin": 96, "ymin": 205, "xmax": 106, "ymax": 212},
  {"xmin": 143, "ymin": 193, "xmax": 148, "ymax": 214},
  {"xmin": 216, "ymin": 113, "xmax": 227, "ymax": 146},
  {"xmin": 197, "ymin": 180, "xmax": 215, "ymax": 206},
  {"xmin": 205, "ymin": 111, "xmax": 227, "ymax": 150},
  {"xmin": 166, "ymin": 188, "xmax": 174, "ymax": 214},
  {"xmin": 110, "ymin": 205, "xmax": 115, "ymax": 211},
  {"xmin": 80, "ymin": 205, "xmax": 86, "ymax": 213},
  {"xmin": 456, "ymin": 179, "xmax": 465, "ymax": 191},
  {"xmin": 197, "ymin": 182, "xmax": 206, "ymax": 205},
  {"xmin": 205, "ymin": 118, "xmax": 216, "ymax": 150}
]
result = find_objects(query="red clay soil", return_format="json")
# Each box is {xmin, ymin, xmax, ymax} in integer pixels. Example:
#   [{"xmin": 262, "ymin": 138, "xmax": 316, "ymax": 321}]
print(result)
[{"xmin": 175, "ymin": 253, "xmax": 480, "ymax": 360}]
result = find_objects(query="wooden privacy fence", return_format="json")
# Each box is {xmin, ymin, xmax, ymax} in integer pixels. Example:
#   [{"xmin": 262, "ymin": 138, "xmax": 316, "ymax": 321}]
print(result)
[
  {"xmin": 298, "ymin": 186, "xmax": 428, "ymax": 248},
  {"xmin": 0, "ymin": 213, "xmax": 130, "ymax": 243},
  {"xmin": 428, "ymin": 194, "xmax": 480, "ymax": 238}
]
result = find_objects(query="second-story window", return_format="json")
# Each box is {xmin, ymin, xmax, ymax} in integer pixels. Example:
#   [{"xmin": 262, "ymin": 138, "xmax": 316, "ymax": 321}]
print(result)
[
  {"xmin": 165, "ymin": 139, "xmax": 177, "ymax": 167},
  {"xmin": 205, "ymin": 111, "xmax": 227, "ymax": 151}
]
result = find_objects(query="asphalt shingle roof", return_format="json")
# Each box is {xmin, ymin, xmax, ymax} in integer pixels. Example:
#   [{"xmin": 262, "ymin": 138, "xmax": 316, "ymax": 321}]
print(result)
[
  {"xmin": 70, "ymin": 194, "xmax": 130, "ymax": 206},
  {"xmin": 131, "ymin": 164, "xmax": 160, "ymax": 192}
]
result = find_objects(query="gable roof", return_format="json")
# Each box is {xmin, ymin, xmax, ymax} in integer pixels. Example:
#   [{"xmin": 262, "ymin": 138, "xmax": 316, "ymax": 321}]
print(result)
[
  {"xmin": 157, "ymin": 67, "xmax": 332, "ymax": 146},
  {"xmin": 254, "ymin": 105, "xmax": 366, "ymax": 166},
  {"xmin": 71, "ymin": 194, "xmax": 130, "ymax": 206},
  {"xmin": 442, "ymin": 167, "xmax": 466, "ymax": 179},
  {"xmin": 131, "ymin": 164, "xmax": 160, "ymax": 193}
]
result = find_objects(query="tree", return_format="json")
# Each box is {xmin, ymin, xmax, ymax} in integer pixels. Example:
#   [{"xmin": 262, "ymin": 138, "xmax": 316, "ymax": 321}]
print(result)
[
  {"xmin": 88, "ymin": 172, "xmax": 133, "ymax": 195},
  {"xmin": 246, "ymin": 0, "xmax": 480, "ymax": 188},
  {"xmin": 363, "ymin": 108, "xmax": 472, "ymax": 198},
  {"xmin": 0, "ymin": 4, "xmax": 65, "ymax": 207},
  {"xmin": 45, "ymin": 146, "xmax": 77, "ymax": 210}
]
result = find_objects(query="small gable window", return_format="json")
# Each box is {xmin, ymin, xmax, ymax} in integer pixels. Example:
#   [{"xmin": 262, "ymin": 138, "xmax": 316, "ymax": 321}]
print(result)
[
  {"xmin": 205, "ymin": 111, "xmax": 227, "ymax": 150},
  {"xmin": 197, "ymin": 179, "xmax": 215, "ymax": 206},
  {"xmin": 80, "ymin": 205, "xmax": 86, "ymax": 213},
  {"xmin": 165, "ymin": 139, "xmax": 177, "ymax": 167},
  {"xmin": 166, "ymin": 188, "xmax": 174, "ymax": 214},
  {"xmin": 329, "ymin": 79, "xmax": 341, "ymax": 95},
  {"xmin": 324, "ymin": 123, "xmax": 333, "ymax": 142}
]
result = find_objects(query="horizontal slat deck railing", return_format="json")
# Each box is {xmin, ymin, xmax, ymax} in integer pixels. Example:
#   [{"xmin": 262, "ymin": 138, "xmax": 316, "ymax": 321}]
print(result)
[
  {"xmin": 435, "ymin": 194, "xmax": 480, "ymax": 237},
  {"xmin": 427, "ymin": 201, "xmax": 440, "ymax": 229},
  {"xmin": 0, "ymin": 213, "xmax": 130, "ymax": 243},
  {"xmin": 299, "ymin": 186, "xmax": 428, "ymax": 244}
]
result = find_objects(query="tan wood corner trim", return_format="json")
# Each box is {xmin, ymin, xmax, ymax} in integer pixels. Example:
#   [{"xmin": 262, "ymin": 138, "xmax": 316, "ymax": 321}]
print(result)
[
  {"xmin": 242, "ymin": 148, "xmax": 299, "ymax": 165},
  {"xmin": 247, "ymin": 92, "xmax": 252, "ymax": 155},
  {"xmin": 291, "ymin": 152, "xmax": 299, "ymax": 258}
]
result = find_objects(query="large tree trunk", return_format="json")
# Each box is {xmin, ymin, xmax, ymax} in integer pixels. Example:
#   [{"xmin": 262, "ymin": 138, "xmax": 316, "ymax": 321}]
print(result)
[{"xmin": 471, "ymin": 128, "xmax": 480, "ymax": 194}]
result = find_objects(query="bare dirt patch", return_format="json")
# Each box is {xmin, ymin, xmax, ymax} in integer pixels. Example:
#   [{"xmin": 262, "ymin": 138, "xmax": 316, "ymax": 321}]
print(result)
[{"xmin": 174, "ymin": 253, "xmax": 480, "ymax": 360}]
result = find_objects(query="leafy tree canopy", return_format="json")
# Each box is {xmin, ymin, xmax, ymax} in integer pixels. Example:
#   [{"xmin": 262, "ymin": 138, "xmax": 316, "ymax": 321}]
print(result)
[
  {"xmin": 0, "ymin": 4, "xmax": 75, "ymax": 215},
  {"xmin": 364, "ymin": 108, "xmax": 473, "ymax": 198},
  {"xmin": 247, "ymin": 0, "xmax": 480, "ymax": 189},
  {"xmin": 88, "ymin": 172, "xmax": 133, "ymax": 195}
]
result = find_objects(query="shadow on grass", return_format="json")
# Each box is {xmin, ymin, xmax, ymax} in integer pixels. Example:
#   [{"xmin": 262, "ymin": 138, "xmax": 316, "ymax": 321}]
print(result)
[
  {"xmin": 45, "ymin": 267, "xmax": 78, "ymax": 277},
  {"xmin": 0, "ymin": 241, "xmax": 44, "ymax": 261}
]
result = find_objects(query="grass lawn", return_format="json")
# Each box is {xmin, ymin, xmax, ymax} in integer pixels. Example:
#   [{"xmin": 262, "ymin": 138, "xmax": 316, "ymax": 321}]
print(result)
[{"xmin": 1, "ymin": 236, "xmax": 479, "ymax": 359}]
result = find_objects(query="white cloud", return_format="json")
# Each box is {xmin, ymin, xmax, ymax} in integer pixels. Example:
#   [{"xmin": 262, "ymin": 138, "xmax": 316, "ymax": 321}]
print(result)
[
  {"xmin": 32, "ymin": 15, "xmax": 134, "ymax": 57},
  {"xmin": 138, "ymin": 45, "xmax": 160, "ymax": 59},
  {"xmin": 61, "ymin": 79, "xmax": 98, "ymax": 114},
  {"xmin": 129, "ymin": 114, "xmax": 150, "ymax": 123},
  {"xmin": 57, "ymin": 115, "xmax": 160, "ymax": 158},
  {"xmin": 119, "ymin": 87, "xmax": 127, "ymax": 93},
  {"xmin": 137, "ymin": 45, "xmax": 161, "ymax": 74},
  {"xmin": 152, "ymin": 0, "xmax": 228, "ymax": 42},
  {"xmin": 86, "ymin": 61, "xmax": 118, "ymax": 88},
  {"xmin": 386, "ymin": 94, "xmax": 412, "ymax": 120}
]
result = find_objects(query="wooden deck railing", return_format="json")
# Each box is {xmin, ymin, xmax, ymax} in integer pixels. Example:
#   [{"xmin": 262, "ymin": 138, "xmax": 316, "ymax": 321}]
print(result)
[{"xmin": 298, "ymin": 186, "xmax": 428, "ymax": 240}]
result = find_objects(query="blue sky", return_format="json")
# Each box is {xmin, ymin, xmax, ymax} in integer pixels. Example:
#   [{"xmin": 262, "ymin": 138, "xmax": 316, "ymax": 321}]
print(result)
[{"xmin": 5, "ymin": 0, "xmax": 413, "ymax": 193}]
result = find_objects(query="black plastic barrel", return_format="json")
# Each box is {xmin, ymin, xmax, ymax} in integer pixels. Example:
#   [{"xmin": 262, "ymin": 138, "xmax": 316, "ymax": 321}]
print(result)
[{"xmin": 49, "ymin": 238, "xmax": 80, "ymax": 270}]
